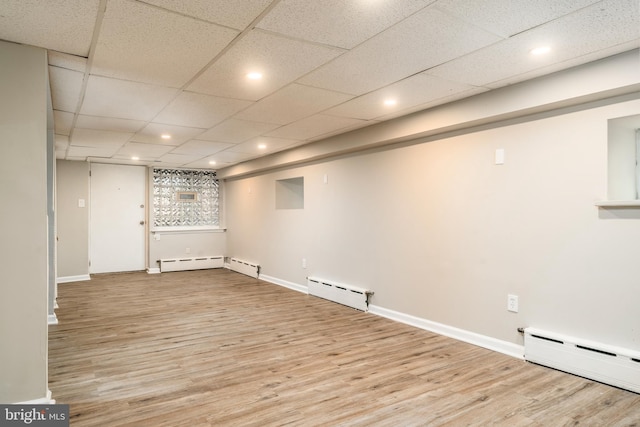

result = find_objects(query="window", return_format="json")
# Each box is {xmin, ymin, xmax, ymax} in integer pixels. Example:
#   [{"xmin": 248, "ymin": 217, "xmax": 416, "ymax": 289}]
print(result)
[{"xmin": 152, "ymin": 168, "xmax": 220, "ymax": 228}]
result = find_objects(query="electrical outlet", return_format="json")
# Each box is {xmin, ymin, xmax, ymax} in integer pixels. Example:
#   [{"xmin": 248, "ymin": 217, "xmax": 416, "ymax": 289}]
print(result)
[
  {"xmin": 302, "ymin": 258, "xmax": 307, "ymax": 269},
  {"xmin": 507, "ymin": 294, "xmax": 519, "ymax": 313},
  {"xmin": 185, "ymin": 247, "xmax": 191, "ymax": 254}
]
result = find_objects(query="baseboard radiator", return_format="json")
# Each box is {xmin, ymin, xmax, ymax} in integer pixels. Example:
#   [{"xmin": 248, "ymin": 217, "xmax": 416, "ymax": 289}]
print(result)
[
  {"xmin": 159, "ymin": 256, "xmax": 224, "ymax": 273},
  {"xmin": 524, "ymin": 327, "xmax": 640, "ymax": 393},
  {"xmin": 229, "ymin": 258, "xmax": 260, "ymax": 279},
  {"xmin": 307, "ymin": 277, "xmax": 373, "ymax": 311}
]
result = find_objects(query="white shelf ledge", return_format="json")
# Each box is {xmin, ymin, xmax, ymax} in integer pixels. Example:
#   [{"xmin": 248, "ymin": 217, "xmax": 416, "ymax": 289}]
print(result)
[
  {"xmin": 595, "ymin": 200, "xmax": 640, "ymax": 207},
  {"xmin": 150, "ymin": 226, "xmax": 227, "ymax": 233}
]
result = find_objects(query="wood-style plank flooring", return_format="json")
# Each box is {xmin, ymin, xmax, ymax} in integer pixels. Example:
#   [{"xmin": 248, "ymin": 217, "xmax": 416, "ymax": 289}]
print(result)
[{"xmin": 49, "ymin": 270, "xmax": 640, "ymax": 426}]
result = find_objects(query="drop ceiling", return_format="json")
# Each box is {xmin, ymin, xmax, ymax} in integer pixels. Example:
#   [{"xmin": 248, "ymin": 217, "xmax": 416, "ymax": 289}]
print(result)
[{"xmin": 1, "ymin": 0, "xmax": 638, "ymax": 170}]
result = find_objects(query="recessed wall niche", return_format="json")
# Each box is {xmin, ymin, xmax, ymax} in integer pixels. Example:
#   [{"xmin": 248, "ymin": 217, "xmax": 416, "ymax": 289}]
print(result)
[
  {"xmin": 607, "ymin": 114, "xmax": 640, "ymax": 201},
  {"xmin": 275, "ymin": 177, "xmax": 304, "ymax": 209}
]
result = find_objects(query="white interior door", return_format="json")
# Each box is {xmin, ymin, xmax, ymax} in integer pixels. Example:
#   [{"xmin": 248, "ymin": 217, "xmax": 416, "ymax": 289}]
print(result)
[{"xmin": 90, "ymin": 163, "xmax": 146, "ymax": 273}]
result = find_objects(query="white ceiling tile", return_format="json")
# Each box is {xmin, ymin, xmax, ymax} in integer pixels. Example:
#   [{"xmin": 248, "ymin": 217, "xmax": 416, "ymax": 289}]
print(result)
[
  {"xmin": 171, "ymin": 140, "xmax": 234, "ymax": 156},
  {"xmin": 298, "ymin": 7, "xmax": 502, "ymax": 95},
  {"xmin": 154, "ymin": 92, "xmax": 252, "ymax": 129},
  {"xmin": 54, "ymin": 111, "xmax": 74, "ymax": 136},
  {"xmin": 89, "ymin": 157, "xmax": 153, "ymax": 166},
  {"xmin": 48, "ymin": 51, "xmax": 87, "ymax": 73},
  {"xmin": 157, "ymin": 153, "xmax": 205, "ymax": 166},
  {"xmin": 68, "ymin": 145, "xmax": 120, "ymax": 158},
  {"xmin": 115, "ymin": 142, "xmax": 174, "ymax": 159},
  {"xmin": 206, "ymin": 150, "xmax": 256, "ymax": 164},
  {"xmin": 375, "ymin": 87, "xmax": 489, "ymax": 121},
  {"xmin": 187, "ymin": 29, "xmax": 344, "ymax": 100},
  {"xmin": 70, "ymin": 128, "xmax": 133, "ymax": 149},
  {"xmin": 434, "ymin": 0, "xmax": 601, "ymax": 38},
  {"xmin": 184, "ymin": 157, "xmax": 226, "ymax": 169},
  {"xmin": 55, "ymin": 135, "xmax": 69, "ymax": 150},
  {"xmin": 131, "ymin": 123, "xmax": 205, "ymax": 146},
  {"xmin": 235, "ymin": 84, "xmax": 353, "ymax": 125},
  {"xmin": 48, "ymin": 66, "xmax": 84, "ymax": 113},
  {"xmin": 91, "ymin": 0, "xmax": 239, "ymax": 88},
  {"xmin": 6, "ymin": 0, "xmax": 637, "ymax": 171},
  {"xmin": 484, "ymin": 41, "xmax": 640, "ymax": 89},
  {"xmin": 229, "ymin": 137, "xmax": 299, "ymax": 155},
  {"xmin": 266, "ymin": 114, "xmax": 368, "ymax": 141},
  {"xmin": 324, "ymin": 74, "xmax": 478, "ymax": 120},
  {"xmin": 197, "ymin": 118, "xmax": 280, "ymax": 143},
  {"xmin": 80, "ymin": 76, "xmax": 178, "ymax": 121},
  {"xmin": 140, "ymin": 0, "xmax": 272, "ymax": 30},
  {"xmin": 76, "ymin": 115, "xmax": 147, "ymax": 133},
  {"xmin": 257, "ymin": 0, "xmax": 433, "ymax": 49},
  {"xmin": 0, "ymin": 0, "xmax": 100, "ymax": 56},
  {"xmin": 426, "ymin": 0, "xmax": 640, "ymax": 87}
]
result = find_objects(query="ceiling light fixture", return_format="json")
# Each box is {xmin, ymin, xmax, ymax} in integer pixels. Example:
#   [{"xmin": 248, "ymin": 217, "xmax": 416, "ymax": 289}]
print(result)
[
  {"xmin": 160, "ymin": 134, "xmax": 171, "ymax": 140},
  {"xmin": 209, "ymin": 160, "xmax": 216, "ymax": 165},
  {"xmin": 530, "ymin": 46, "xmax": 551, "ymax": 56},
  {"xmin": 131, "ymin": 156, "xmax": 140, "ymax": 161},
  {"xmin": 258, "ymin": 143, "xmax": 267, "ymax": 149},
  {"xmin": 247, "ymin": 72, "xmax": 263, "ymax": 80},
  {"xmin": 383, "ymin": 99, "xmax": 397, "ymax": 106}
]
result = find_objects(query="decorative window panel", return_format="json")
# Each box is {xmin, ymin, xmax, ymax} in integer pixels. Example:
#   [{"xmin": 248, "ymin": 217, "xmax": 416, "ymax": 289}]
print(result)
[{"xmin": 152, "ymin": 168, "xmax": 219, "ymax": 227}]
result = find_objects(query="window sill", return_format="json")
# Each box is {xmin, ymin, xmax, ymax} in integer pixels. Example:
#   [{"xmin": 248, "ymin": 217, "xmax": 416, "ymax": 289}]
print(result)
[
  {"xmin": 151, "ymin": 226, "xmax": 226, "ymax": 233},
  {"xmin": 594, "ymin": 200, "xmax": 640, "ymax": 207}
]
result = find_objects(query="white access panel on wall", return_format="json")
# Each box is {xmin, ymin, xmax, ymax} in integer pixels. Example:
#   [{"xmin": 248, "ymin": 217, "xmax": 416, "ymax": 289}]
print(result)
[{"xmin": 90, "ymin": 163, "xmax": 146, "ymax": 274}]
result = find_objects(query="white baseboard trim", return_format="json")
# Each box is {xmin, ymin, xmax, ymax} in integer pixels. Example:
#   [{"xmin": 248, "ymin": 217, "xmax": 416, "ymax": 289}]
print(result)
[
  {"xmin": 241, "ymin": 272, "xmax": 524, "ymax": 360},
  {"xmin": 147, "ymin": 267, "xmax": 161, "ymax": 274},
  {"xmin": 16, "ymin": 389, "xmax": 54, "ymax": 404},
  {"xmin": 368, "ymin": 304, "xmax": 524, "ymax": 360},
  {"xmin": 47, "ymin": 314, "xmax": 58, "ymax": 325},
  {"xmin": 260, "ymin": 274, "xmax": 308, "ymax": 294},
  {"xmin": 57, "ymin": 274, "xmax": 90, "ymax": 284}
]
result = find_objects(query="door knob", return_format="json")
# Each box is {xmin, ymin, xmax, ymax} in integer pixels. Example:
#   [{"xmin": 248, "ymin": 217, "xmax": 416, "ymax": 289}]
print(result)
[{"xmin": 139, "ymin": 220, "xmax": 145, "ymax": 225}]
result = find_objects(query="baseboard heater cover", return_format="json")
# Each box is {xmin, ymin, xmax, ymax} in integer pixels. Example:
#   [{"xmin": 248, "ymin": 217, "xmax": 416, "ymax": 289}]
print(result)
[
  {"xmin": 524, "ymin": 327, "xmax": 640, "ymax": 393},
  {"xmin": 229, "ymin": 258, "xmax": 260, "ymax": 279},
  {"xmin": 159, "ymin": 256, "xmax": 224, "ymax": 272},
  {"xmin": 307, "ymin": 277, "xmax": 373, "ymax": 311}
]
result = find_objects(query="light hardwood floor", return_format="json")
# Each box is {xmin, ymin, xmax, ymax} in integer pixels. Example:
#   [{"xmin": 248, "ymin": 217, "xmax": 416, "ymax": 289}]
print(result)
[{"xmin": 49, "ymin": 270, "xmax": 640, "ymax": 426}]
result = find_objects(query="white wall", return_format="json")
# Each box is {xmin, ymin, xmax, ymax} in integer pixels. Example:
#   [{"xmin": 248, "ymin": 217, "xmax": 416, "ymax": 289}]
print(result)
[
  {"xmin": 148, "ymin": 231, "xmax": 226, "ymax": 270},
  {"xmin": 56, "ymin": 161, "xmax": 228, "ymax": 275},
  {"xmin": 56, "ymin": 160, "xmax": 90, "ymax": 279},
  {"xmin": 225, "ymin": 96, "xmax": 640, "ymax": 352},
  {"xmin": 0, "ymin": 40, "xmax": 50, "ymax": 403}
]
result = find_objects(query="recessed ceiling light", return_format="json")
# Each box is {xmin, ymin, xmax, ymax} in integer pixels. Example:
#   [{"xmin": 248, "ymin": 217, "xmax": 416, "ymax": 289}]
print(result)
[
  {"xmin": 131, "ymin": 156, "xmax": 140, "ymax": 161},
  {"xmin": 160, "ymin": 134, "xmax": 171, "ymax": 140},
  {"xmin": 247, "ymin": 72, "xmax": 263, "ymax": 80},
  {"xmin": 383, "ymin": 99, "xmax": 397, "ymax": 106},
  {"xmin": 258, "ymin": 143, "xmax": 267, "ymax": 149},
  {"xmin": 209, "ymin": 160, "xmax": 216, "ymax": 165},
  {"xmin": 530, "ymin": 46, "xmax": 551, "ymax": 56}
]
